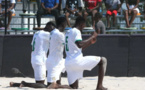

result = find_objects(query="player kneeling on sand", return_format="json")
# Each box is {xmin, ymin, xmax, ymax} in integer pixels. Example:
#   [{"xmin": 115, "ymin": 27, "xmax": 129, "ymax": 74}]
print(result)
[
  {"xmin": 10, "ymin": 22, "xmax": 55, "ymax": 87},
  {"xmin": 46, "ymin": 16, "xmax": 69, "ymax": 88},
  {"xmin": 65, "ymin": 16, "xmax": 107, "ymax": 90},
  {"xmin": 10, "ymin": 17, "xmax": 71, "ymax": 89}
]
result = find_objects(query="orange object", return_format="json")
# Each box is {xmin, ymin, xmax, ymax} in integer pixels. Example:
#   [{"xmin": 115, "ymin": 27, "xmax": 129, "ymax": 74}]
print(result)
[
  {"xmin": 137, "ymin": 13, "xmax": 141, "ymax": 15},
  {"xmin": 12, "ymin": 13, "xmax": 16, "ymax": 16}
]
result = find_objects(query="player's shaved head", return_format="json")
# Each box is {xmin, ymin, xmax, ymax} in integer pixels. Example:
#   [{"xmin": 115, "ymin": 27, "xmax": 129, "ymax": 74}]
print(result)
[
  {"xmin": 74, "ymin": 16, "xmax": 85, "ymax": 27},
  {"xmin": 74, "ymin": 16, "xmax": 86, "ymax": 31},
  {"xmin": 44, "ymin": 22, "xmax": 56, "ymax": 32},
  {"xmin": 56, "ymin": 16, "xmax": 67, "ymax": 32},
  {"xmin": 56, "ymin": 17, "xmax": 67, "ymax": 26},
  {"xmin": 46, "ymin": 22, "xmax": 56, "ymax": 27}
]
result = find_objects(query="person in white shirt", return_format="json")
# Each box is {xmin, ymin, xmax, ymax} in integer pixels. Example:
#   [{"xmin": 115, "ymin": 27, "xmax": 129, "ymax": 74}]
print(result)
[
  {"xmin": 0, "ymin": 0, "xmax": 15, "ymax": 29},
  {"xmin": 65, "ymin": 16, "xmax": 107, "ymax": 90}
]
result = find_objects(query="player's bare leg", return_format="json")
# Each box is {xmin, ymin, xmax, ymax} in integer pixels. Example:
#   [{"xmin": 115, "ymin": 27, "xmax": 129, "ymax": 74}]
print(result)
[
  {"xmin": 10, "ymin": 82, "xmax": 21, "ymax": 87},
  {"xmin": 36, "ymin": 80, "xmax": 45, "ymax": 84},
  {"xmin": 56, "ymin": 75, "xmax": 61, "ymax": 85},
  {"xmin": 96, "ymin": 57, "xmax": 107, "ymax": 90},
  {"xmin": 19, "ymin": 81, "xmax": 46, "ymax": 88},
  {"xmin": 69, "ymin": 80, "xmax": 79, "ymax": 89},
  {"xmin": 47, "ymin": 82, "xmax": 72, "ymax": 89}
]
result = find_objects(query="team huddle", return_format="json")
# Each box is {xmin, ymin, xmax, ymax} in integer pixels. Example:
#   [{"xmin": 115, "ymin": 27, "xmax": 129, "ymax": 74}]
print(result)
[{"xmin": 10, "ymin": 16, "xmax": 107, "ymax": 90}]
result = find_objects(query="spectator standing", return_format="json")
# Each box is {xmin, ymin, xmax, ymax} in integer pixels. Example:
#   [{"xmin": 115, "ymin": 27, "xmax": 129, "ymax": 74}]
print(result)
[
  {"xmin": 83, "ymin": 0, "xmax": 102, "ymax": 28},
  {"xmin": 0, "ymin": 0, "xmax": 16, "ymax": 29},
  {"xmin": 36, "ymin": 0, "xmax": 59, "ymax": 29},
  {"xmin": 124, "ymin": 0, "xmax": 140, "ymax": 28},
  {"xmin": 95, "ymin": 13, "xmax": 106, "ymax": 34},
  {"xmin": 65, "ymin": 0, "xmax": 82, "ymax": 27},
  {"xmin": 105, "ymin": 0, "xmax": 121, "ymax": 29}
]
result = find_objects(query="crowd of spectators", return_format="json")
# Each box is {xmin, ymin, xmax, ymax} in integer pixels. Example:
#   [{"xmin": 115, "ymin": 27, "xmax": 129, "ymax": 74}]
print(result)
[{"xmin": 0, "ymin": 0, "xmax": 145, "ymax": 34}]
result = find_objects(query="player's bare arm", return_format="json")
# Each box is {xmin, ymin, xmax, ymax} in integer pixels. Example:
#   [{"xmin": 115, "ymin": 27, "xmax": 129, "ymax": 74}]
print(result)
[{"xmin": 75, "ymin": 32, "xmax": 98, "ymax": 50}]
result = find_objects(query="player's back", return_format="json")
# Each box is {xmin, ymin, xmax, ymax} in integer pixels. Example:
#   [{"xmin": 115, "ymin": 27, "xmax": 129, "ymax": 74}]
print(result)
[
  {"xmin": 31, "ymin": 30, "xmax": 50, "ymax": 56},
  {"xmin": 47, "ymin": 29, "xmax": 65, "ymax": 65},
  {"xmin": 65, "ymin": 28, "xmax": 83, "ymax": 61}
]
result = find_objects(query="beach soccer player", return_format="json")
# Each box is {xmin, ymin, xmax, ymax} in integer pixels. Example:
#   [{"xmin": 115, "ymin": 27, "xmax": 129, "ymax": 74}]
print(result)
[
  {"xmin": 46, "ymin": 16, "xmax": 69, "ymax": 88},
  {"xmin": 65, "ymin": 16, "xmax": 107, "ymax": 90}
]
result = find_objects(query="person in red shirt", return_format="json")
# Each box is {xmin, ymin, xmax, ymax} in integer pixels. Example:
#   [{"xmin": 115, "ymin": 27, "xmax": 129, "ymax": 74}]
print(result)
[{"xmin": 83, "ymin": 0, "xmax": 102, "ymax": 28}]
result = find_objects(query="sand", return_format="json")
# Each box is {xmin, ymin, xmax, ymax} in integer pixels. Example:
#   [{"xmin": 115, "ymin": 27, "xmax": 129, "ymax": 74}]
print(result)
[{"xmin": 0, "ymin": 76, "xmax": 145, "ymax": 90}]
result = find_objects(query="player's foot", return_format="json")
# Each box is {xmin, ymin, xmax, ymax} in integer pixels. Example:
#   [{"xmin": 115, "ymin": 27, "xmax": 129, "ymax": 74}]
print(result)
[
  {"xmin": 96, "ymin": 87, "xmax": 107, "ymax": 90},
  {"xmin": 19, "ymin": 81, "xmax": 26, "ymax": 87},
  {"xmin": 58, "ymin": 85, "xmax": 72, "ymax": 89},
  {"xmin": 9, "ymin": 82, "xmax": 14, "ymax": 87},
  {"xmin": 47, "ymin": 82, "xmax": 59, "ymax": 89}
]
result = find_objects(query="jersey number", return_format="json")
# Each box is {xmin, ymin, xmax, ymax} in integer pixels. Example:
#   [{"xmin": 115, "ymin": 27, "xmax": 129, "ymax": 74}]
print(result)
[
  {"xmin": 65, "ymin": 36, "xmax": 69, "ymax": 51},
  {"xmin": 32, "ymin": 38, "xmax": 36, "ymax": 51}
]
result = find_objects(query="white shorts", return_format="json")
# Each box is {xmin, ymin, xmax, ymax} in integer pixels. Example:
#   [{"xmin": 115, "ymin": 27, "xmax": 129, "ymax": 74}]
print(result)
[
  {"xmin": 31, "ymin": 55, "xmax": 47, "ymax": 81},
  {"xmin": 2, "ymin": 8, "xmax": 15, "ymax": 13},
  {"xmin": 46, "ymin": 59, "xmax": 65, "ymax": 83},
  {"xmin": 32, "ymin": 63, "xmax": 46, "ymax": 81},
  {"xmin": 65, "ymin": 56, "xmax": 101, "ymax": 85},
  {"xmin": 127, "ymin": 5, "xmax": 140, "ymax": 13}
]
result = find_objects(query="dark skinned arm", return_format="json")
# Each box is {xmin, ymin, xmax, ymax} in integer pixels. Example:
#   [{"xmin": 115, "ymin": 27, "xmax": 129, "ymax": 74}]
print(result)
[
  {"xmin": 130, "ymin": 0, "xmax": 139, "ymax": 10},
  {"xmin": 92, "ymin": 2, "xmax": 101, "ymax": 10},
  {"xmin": 75, "ymin": 32, "xmax": 98, "ymax": 50}
]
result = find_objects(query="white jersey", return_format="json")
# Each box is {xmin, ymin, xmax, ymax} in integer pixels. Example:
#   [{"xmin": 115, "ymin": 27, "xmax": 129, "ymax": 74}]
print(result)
[
  {"xmin": 0, "ymin": 0, "xmax": 16, "ymax": 3},
  {"xmin": 47, "ymin": 29, "xmax": 65, "ymax": 65},
  {"xmin": 46, "ymin": 29, "xmax": 65, "ymax": 82},
  {"xmin": 65, "ymin": 28, "xmax": 83, "ymax": 61},
  {"xmin": 31, "ymin": 30, "xmax": 50, "ymax": 65}
]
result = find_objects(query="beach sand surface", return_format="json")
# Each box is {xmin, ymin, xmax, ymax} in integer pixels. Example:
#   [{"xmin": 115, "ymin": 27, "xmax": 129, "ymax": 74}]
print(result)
[{"xmin": 0, "ymin": 76, "xmax": 145, "ymax": 90}]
